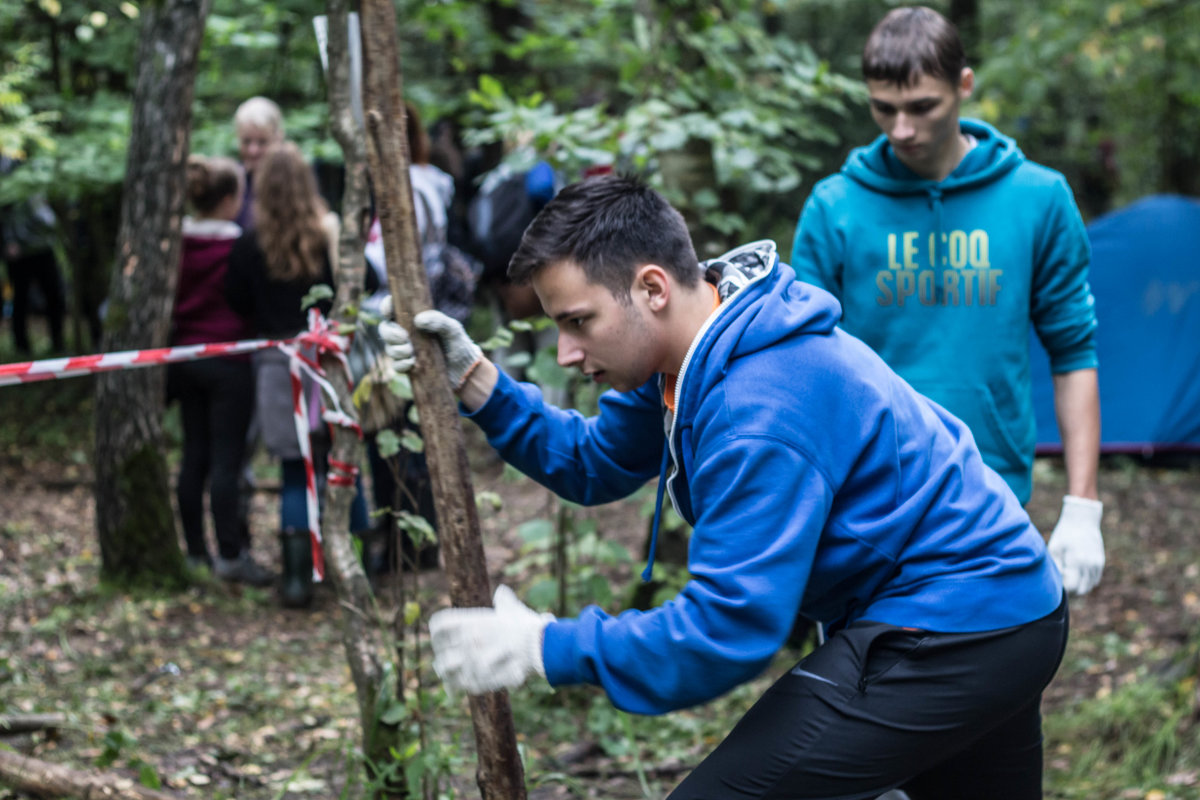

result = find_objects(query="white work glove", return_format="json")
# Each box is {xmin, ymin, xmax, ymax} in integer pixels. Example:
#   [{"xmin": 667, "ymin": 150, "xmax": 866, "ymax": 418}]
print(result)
[
  {"xmin": 429, "ymin": 585, "xmax": 554, "ymax": 696},
  {"xmin": 375, "ymin": 300, "xmax": 483, "ymax": 390},
  {"xmin": 378, "ymin": 320, "xmax": 415, "ymax": 373},
  {"xmin": 1047, "ymin": 495, "xmax": 1105, "ymax": 596},
  {"xmin": 412, "ymin": 310, "xmax": 484, "ymax": 390}
]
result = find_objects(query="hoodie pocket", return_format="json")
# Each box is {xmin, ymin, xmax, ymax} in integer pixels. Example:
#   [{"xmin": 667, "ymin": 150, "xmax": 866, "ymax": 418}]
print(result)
[{"xmin": 913, "ymin": 382, "xmax": 1025, "ymax": 476}]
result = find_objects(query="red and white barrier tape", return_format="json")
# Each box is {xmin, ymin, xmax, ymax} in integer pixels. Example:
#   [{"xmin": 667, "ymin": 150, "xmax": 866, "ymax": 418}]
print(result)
[
  {"xmin": 0, "ymin": 339, "xmax": 277, "ymax": 386},
  {"xmin": 0, "ymin": 309, "xmax": 364, "ymax": 583}
]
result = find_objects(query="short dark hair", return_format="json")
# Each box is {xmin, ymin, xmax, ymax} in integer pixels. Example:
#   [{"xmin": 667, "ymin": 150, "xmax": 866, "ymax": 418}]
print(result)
[
  {"xmin": 507, "ymin": 174, "xmax": 700, "ymax": 300},
  {"xmin": 862, "ymin": 6, "xmax": 966, "ymax": 87}
]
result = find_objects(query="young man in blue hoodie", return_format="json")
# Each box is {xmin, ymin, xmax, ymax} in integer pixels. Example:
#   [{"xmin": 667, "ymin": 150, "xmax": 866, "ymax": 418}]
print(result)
[
  {"xmin": 381, "ymin": 175, "xmax": 1068, "ymax": 798},
  {"xmin": 790, "ymin": 6, "xmax": 1104, "ymax": 597}
]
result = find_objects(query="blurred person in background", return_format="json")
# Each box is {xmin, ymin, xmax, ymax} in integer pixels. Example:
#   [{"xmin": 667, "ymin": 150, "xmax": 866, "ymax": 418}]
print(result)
[
  {"xmin": 232, "ymin": 96, "xmax": 285, "ymax": 232},
  {"xmin": 226, "ymin": 140, "xmax": 370, "ymax": 608},
  {"xmin": 168, "ymin": 154, "xmax": 271, "ymax": 586}
]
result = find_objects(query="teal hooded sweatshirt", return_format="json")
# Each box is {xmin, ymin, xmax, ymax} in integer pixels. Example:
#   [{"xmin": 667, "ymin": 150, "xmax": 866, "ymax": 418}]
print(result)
[{"xmin": 790, "ymin": 118, "xmax": 1097, "ymax": 503}]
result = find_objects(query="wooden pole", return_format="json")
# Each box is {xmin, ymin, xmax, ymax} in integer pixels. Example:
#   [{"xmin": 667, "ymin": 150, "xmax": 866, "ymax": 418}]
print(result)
[{"xmin": 356, "ymin": 3, "xmax": 528, "ymax": 799}]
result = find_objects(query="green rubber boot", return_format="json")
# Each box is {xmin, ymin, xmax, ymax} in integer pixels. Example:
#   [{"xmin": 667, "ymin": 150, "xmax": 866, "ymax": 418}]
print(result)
[{"xmin": 279, "ymin": 528, "xmax": 314, "ymax": 609}]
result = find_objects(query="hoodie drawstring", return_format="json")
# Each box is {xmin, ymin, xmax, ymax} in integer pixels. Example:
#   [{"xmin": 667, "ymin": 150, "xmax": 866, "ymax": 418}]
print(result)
[
  {"xmin": 641, "ymin": 444, "xmax": 671, "ymax": 582},
  {"xmin": 927, "ymin": 185, "xmax": 945, "ymax": 241}
]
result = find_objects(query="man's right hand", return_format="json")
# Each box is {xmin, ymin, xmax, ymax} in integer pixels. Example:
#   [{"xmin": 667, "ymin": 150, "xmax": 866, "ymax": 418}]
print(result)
[
  {"xmin": 378, "ymin": 320, "xmax": 415, "ymax": 373},
  {"xmin": 378, "ymin": 310, "xmax": 484, "ymax": 391}
]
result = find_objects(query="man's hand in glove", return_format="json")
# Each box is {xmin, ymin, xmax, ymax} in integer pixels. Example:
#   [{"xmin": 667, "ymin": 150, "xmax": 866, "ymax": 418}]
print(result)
[
  {"xmin": 1047, "ymin": 495, "xmax": 1105, "ymax": 596},
  {"xmin": 429, "ymin": 585, "xmax": 555, "ymax": 696},
  {"xmin": 376, "ymin": 302, "xmax": 494, "ymax": 409},
  {"xmin": 408, "ymin": 310, "xmax": 485, "ymax": 390}
]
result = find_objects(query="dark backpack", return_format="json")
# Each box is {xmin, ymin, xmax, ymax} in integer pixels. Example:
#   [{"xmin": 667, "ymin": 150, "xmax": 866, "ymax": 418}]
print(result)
[{"xmin": 467, "ymin": 163, "xmax": 554, "ymax": 283}]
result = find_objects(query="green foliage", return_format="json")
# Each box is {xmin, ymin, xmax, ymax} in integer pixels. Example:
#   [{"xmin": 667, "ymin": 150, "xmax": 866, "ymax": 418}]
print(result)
[
  {"xmin": 975, "ymin": 0, "xmax": 1200, "ymax": 213},
  {"xmin": 0, "ymin": 377, "xmax": 93, "ymax": 464},
  {"xmin": 375, "ymin": 427, "xmax": 402, "ymax": 459},
  {"xmin": 0, "ymin": 42, "xmax": 58, "ymax": 163},
  {"xmin": 1045, "ymin": 671, "xmax": 1200, "ymax": 797},
  {"xmin": 363, "ymin": 662, "xmax": 464, "ymax": 800},
  {"xmin": 463, "ymin": 0, "xmax": 864, "ymax": 249},
  {"xmin": 94, "ymin": 728, "xmax": 165, "ymax": 788},
  {"xmin": 506, "ymin": 511, "xmax": 634, "ymax": 614},
  {"xmin": 0, "ymin": 1, "xmax": 139, "ymax": 201},
  {"xmin": 300, "ymin": 282, "xmax": 334, "ymax": 310}
]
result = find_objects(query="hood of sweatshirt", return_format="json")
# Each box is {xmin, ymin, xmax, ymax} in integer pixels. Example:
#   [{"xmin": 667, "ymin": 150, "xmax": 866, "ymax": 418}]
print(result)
[
  {"xmin": 640, "ymin": 240, "xmax": 843, "ymax": 579},
  {"xmin": 842, "ymin": 118, "xmax": 1024, "ymax": 197}
]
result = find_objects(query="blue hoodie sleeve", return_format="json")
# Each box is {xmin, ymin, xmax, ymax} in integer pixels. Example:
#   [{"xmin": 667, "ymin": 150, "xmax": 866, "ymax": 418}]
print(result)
[
  {"xmin": 1030, "ymin": 176, "xmax": 1098, "ymax": 373},
  {"xmin": 465, "ymin": 370, "xmax": 664, "ymax": 505},
  {"xmin": 542, "ymin": 432, "xmax": 832, "ymax": 715},
  {"xmin": 790, "ymin": 184, "xmax": 844, "ymax": 297}
]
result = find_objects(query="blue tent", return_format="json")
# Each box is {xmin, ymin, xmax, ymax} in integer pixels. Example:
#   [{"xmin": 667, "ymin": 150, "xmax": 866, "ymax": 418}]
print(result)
[{"xmin": 1033, "ymin": 195, "xmax": 1200, "ymax": 455}]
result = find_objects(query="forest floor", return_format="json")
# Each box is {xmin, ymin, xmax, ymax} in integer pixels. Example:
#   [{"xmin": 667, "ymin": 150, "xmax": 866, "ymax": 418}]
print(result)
[{"xmin": 3, "ymin": 387, "xmax": 1200, "ymax": 799}]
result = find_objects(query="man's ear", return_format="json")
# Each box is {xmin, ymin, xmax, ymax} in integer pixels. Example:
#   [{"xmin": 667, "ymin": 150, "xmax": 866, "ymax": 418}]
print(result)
[
  {"xmin": 958, "ymin": 67, "xmax": 975, "ymax": 101},
  {"xmin": 634, "ymin": 264, "xmax": 671, "ymax": 312}
]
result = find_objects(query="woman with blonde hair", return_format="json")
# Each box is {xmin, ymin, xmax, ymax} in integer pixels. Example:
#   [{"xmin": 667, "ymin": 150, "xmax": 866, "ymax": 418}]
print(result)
[
  {"xmin": 232, "ymin": 96, "xmax": 284, "ymax": 229},
  {"xmin": 226, "ymin": 140, "xmax": 369, "ymax": 607}
]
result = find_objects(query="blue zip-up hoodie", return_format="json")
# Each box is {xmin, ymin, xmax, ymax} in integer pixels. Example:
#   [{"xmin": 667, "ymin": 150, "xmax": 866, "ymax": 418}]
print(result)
[
  {"xmin": 790, "ymin": 119, "xmax": 1097, "ymax": 503},
  {"xmin": 466, "ymin": 241, "xmax": 1062, "ymax": 715}
]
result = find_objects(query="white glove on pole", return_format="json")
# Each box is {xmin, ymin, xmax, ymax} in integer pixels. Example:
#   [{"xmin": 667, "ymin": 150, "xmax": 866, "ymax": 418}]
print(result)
[
  {"xmin": 429, "ymin": 585, "xmax": 554, "ymax": 696},
  {"xmin": 378, "ymin": 321, "xmax": 415, "ymax": 373},
  {"xmin": 1047, "ymin": 495, "xmax": 1105, "ymax": 596},
  {"xmin": 413, "ymin": 310, "xmax": 484, "ymax": 390}
]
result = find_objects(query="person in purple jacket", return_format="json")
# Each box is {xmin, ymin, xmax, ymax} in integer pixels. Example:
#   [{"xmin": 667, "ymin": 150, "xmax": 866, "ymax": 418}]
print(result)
[
  {"xmin": 169, "ymin": 154, "xmax": 272, "ymax": 586},
  {"xmin": 382, "ymin": 175, "xmax": 1068, "ymax": 799}
]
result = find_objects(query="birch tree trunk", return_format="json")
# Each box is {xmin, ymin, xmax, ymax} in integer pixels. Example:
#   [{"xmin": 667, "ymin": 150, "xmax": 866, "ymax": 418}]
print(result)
[
  {"xmin": 93, "ymin": 0, "xmax": 212, "ymax": 588},
  {"xmin": 318, "ymin": 2, "xmax": 407, "ymax": 794}
]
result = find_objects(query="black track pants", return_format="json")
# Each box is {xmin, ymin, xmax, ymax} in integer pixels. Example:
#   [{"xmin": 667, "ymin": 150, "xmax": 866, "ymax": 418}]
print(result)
[{"xmin": 669, "ymin": 596, "xmax": 1069, "ymax": 800}]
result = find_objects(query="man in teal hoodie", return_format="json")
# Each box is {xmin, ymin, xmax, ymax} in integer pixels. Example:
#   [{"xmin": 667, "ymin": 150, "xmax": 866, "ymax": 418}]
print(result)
[
  {"xmin": 790, "ymin": 6, "xmax": 1104, "ymax": 595},
  {"xmin": 381, "ymin": 175, "xmax": 1067, "ymax": 798}
]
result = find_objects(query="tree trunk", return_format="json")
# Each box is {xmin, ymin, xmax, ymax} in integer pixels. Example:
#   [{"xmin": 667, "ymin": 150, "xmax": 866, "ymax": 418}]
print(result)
[
  {"xmin": 320, "ymin": 2, "xmax": 407, "ymax": 795},
  {"xmin": 0, "ymin": 748, "xmax": 181, "ymax": 800},
  {"xmin": 358, "ymin": 2, "xmax": 527, "ymax": 799},
  {"xmin": 0, "ymin": 713, "xmax": 66, "ymax": 735},
  {"xmin": 93, "ymin": 0, "xmax": 212, "ymax": 588}
]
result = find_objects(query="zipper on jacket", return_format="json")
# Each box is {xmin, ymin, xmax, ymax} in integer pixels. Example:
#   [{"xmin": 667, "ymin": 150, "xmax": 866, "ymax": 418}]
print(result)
[{"xmin": 642, "ymin": 252, "xmax": 775, "ymax": 581}]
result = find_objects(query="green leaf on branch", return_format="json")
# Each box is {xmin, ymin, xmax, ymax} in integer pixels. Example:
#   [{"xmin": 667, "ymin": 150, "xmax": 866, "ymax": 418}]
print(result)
[
  {"xmin": 479, "ymin": 326, "xmax": 515, "ymax": 352},
  {"xmin": 375, "ymin": 429, "xmax": 400, "ymax": 459},
  {"xmin": 387, "ymin": 373, "xmax": 413, "ymax": 400},
  {"xmin": 517, "ymin": 518, "xmax": 554, "ymax": 546},
  {"xmin": 475, "ymin": 490, "xmax": 503, "ymax": 511},
  {"xmin": 300, "ymin": 284, "xmax": 334, "ymax": 310},
  {"xmin": 399, "ymin": 430, "xmax": 424, "ymax": 453}
]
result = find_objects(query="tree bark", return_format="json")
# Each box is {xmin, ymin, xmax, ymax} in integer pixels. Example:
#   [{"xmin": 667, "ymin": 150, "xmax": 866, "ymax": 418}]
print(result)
[
  {"xmin": 0, "ymin": 748, "xmax": 181, "ymax": 800},
  {"xmin": 357, "ymin": 2, "xmax": 527, "ymax": 799},
  {"xmin": 320, "ymin": 2, "xmax": 407, "ymax": 794},
  {"xmin": 93, "ymin": 0, "xmax": 212, "ymax": 588}
]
